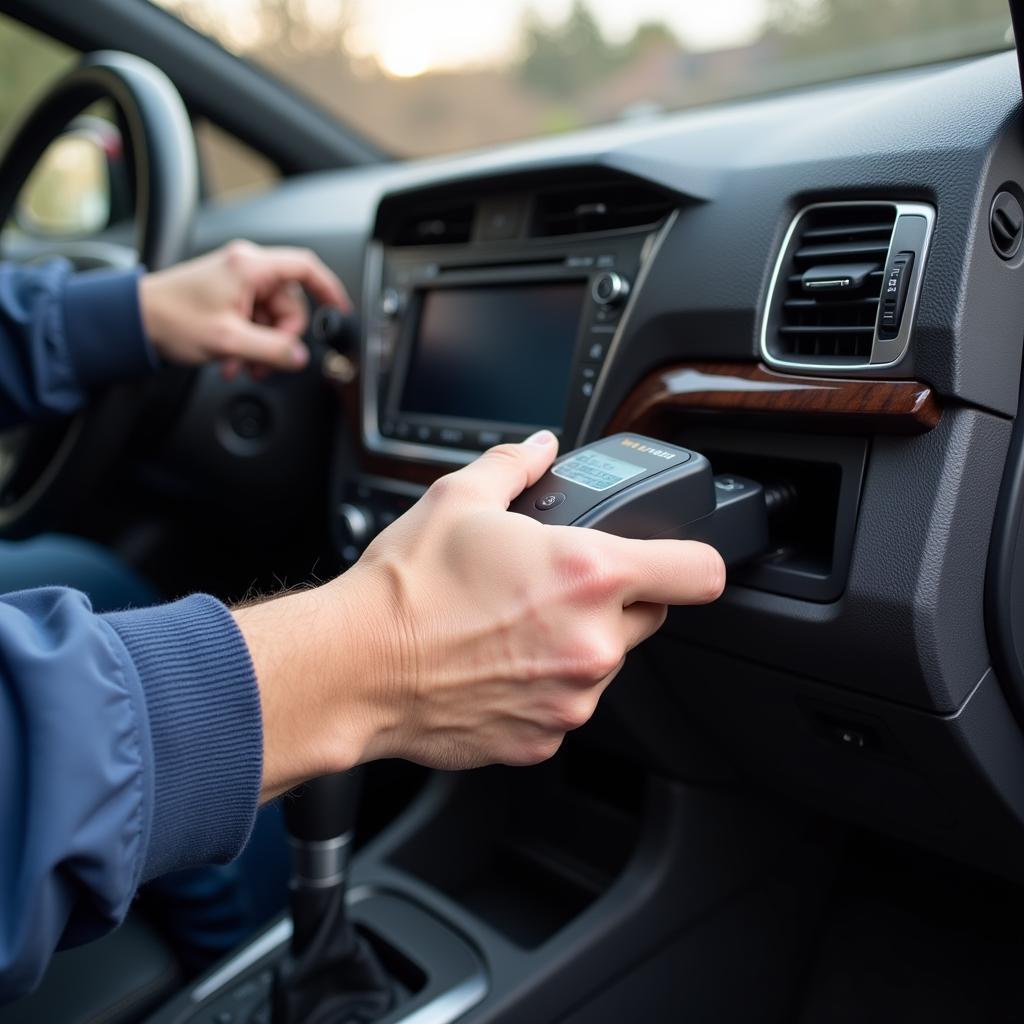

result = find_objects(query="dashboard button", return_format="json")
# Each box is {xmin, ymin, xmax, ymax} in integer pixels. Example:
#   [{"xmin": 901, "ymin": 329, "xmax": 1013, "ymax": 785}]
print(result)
[
  {"xmin": 438, "ymin": 427, "xmax": 465, "ymax": 445},
  {"xmin": 413, "ymin": 424, "xmax": 434, "ymax": 443},
  {"xmin": 394, "ymin": 421, "xmax": 412, "ymax": 439},
  {"xmin": 587, "ymin": 339, "xmax": 608, "ymax": 361},
  {"xmin": 581, "ymin": 381, "xmax": 595, "ymax": 398},
  {"xmin": 534, "ymin": 492, "xmax": 566, "ymax": 511},
  {"xmin": 878, "ymin": 251, "xmax": 915, "ymax": 338},
  {"xmin": 476, "ymin": 429, "xmax": 502, "ymax": 448}
]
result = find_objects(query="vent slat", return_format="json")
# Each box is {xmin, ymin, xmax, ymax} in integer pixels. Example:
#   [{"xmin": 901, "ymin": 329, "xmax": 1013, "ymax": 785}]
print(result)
[
  {"xmin": 392, "ymin": 203, "xmax": 475, "ymax": 247},
  {"xmin": 784, "ymin": 297, "xmax": 880, "ymax": 309},
  {"xmin": 794, "ymin": 240, "xmax": 892, "ymax": 260},
  {"xmin": 779, "ymin": 325, "xmax": 874, "ymax": 335},
  {"xmin": 531, "ymin": 181, "xmax": 674, "ymax": 238},
  {"xmin": 800, "ymin": 221, "xmax": 894, "ymax": 240},
  {"xmin": 768, "ymin": 203, "xmax": 897, "ymax": 365}
]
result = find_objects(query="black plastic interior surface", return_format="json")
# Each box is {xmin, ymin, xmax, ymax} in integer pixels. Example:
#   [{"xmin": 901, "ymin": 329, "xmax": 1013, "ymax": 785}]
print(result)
[{"xmin": 388, "ymin": 752, "xmax": 642, "ymax": 948}]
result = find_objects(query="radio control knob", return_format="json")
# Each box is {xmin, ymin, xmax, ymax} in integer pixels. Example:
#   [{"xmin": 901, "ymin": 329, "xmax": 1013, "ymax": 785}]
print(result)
[
  {"xmin": 337, "ymin": 502, "xmax": 374, "ymax": 561},
  {"xmin": 592, "ymin": 271, "xmax": 630, "ymax": 307}
]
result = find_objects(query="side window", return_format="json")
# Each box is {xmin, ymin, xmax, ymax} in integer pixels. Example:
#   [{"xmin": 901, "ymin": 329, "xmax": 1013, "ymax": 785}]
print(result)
[
  {"xmin": 0, "ymin": 14, "xmax": 76, "ymax": 144},
  {"xmin": 194, "ymin": 120, "xmax": 279, "ymax": 201}
]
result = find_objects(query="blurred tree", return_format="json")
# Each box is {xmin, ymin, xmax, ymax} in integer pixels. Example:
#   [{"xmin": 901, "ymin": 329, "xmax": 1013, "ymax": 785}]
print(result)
[
  {"xmin": 765, "ymin": 0, "xmax": 1009, "ymax": 55},
  {"xmin": 519, "ymin": 1, "xmax": 681, "ymax": 97},
  {"xmin": 520, "ymin": 1, "xmax": 614, "ymax": 96},
  {"xmin": 625, "ymin": 21, "xmax": 683, "ymax": 60}
]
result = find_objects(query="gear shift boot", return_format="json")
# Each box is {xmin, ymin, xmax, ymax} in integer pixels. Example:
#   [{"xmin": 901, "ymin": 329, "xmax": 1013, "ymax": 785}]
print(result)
[
  {"xmin": 272, "ymin": 886, "xmax": 394, "ymax": 1024},
  {"xmin": 272, "ymin": 771, "xmax": 395, "ymax": 1024}
]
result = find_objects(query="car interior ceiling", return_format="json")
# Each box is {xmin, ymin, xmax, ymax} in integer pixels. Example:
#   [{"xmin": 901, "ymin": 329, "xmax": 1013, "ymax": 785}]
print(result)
[{"xmin": 4, "ymin": 1, "xmax": 1024, "ymax": 1022}]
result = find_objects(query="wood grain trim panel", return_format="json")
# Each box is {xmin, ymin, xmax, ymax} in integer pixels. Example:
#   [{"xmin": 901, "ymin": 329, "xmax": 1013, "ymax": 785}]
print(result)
[{"xmin": 607, "ymin": 362, "xmax": 941, "ymax": 436}]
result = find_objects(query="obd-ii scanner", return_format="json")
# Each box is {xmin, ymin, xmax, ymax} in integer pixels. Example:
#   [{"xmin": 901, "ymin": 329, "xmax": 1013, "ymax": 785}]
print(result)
[{"xmin": 509, "ymin": 433, "xmax": 770, "ymax": 566}]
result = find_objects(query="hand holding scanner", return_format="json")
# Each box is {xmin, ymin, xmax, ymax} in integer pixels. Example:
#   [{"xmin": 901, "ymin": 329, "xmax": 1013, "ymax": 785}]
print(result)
[{"xmin": 509, "ymin": 433, "xmax": 770, "ymax": 567}]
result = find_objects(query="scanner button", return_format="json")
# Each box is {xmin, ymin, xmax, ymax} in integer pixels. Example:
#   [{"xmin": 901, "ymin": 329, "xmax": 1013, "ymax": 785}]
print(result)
[
  {"xmin": 715, "ymin": 477, "xmax": 745, "ymax": 492},
  {"xmin": 534, "ymin": 492, "xmax": 566, "ymax": 512}
]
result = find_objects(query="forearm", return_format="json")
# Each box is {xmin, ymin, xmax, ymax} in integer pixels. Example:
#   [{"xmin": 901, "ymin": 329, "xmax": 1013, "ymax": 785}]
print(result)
[
  {"xmin": 0, "ymin": 261, "xmax": 156, "ymax": 427},
  {"xmin": 0, "ymin": 588, "xmax": 261, "ymax": 1000}
]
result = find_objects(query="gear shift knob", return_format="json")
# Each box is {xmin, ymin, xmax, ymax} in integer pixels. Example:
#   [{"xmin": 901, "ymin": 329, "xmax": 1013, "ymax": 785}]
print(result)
[
  {"xmin": 281, "ymin": 771, "xmax": 363, "ymax": 954},
  {"xmin": 283, "ymin": 770, "xmax": 363, "ymax": 843}
]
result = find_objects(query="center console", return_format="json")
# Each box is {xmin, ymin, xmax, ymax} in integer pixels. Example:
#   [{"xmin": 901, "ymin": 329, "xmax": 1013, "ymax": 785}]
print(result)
[
  {"xmin": 332, "ymin": 175, "xmax": 676, "ymax": 563},
  {"xmin": 361, "ymin": 193, "xmax": 665, "ymax": 465}
]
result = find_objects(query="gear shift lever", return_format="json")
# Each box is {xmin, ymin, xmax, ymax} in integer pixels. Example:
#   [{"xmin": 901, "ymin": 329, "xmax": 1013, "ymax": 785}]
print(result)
[{"xmin": 273, "ymin": 771, "xmax": 394, "ymax": 1024}]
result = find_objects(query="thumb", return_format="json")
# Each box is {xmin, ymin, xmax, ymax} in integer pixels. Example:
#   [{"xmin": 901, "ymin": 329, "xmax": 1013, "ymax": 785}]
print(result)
[
  {"xmin": 223, "ymin": 318, "xmax": 309, "ymax": 371},
  {"xmin": 455, "ymin": 429, "xmax": 560, "ymax": 508}
]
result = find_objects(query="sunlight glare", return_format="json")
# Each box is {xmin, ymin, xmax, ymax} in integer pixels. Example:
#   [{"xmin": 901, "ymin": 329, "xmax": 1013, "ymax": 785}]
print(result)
[{"xmin": 376, "ymin": 36, "xmax": 433, "ymax": 78}]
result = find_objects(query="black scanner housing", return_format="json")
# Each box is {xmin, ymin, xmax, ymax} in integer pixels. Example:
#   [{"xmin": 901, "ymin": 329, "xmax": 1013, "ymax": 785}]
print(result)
[{"xmin": 509, "ymin": 433, "xmax": 770, "ymax": 566}]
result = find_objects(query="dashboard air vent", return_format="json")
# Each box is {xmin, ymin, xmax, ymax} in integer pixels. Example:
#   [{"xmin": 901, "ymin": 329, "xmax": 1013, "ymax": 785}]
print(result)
[
  {"xmin": 766, "ymin": 204, "xmax": 897, "ymax": 366},
  {"xmin": 531, "ymin": 180, "xmax": 675, "ymax": 238},
  {"xmin": 392, "ymin": 201, "xmax": 475, "ymax": 246}
]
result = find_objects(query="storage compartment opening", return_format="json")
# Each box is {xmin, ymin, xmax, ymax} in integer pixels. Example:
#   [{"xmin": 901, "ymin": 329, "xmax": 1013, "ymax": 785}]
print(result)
[
  {"xmin": 671, "ymin": 427, "xmax": 866, "ymax": 602},
  {"xmin": 388, "ymin": 749, "xmax": 645, "ymax": 948},
  {"xmin": 705, "ymin": 450, "xmax": 843, "ymax": 579}
]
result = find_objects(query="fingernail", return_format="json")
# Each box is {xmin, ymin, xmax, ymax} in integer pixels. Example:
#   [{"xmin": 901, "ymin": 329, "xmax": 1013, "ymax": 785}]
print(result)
[
  {"xmin": 524, "ymin": 429, "xmax": 555, "ymax": 446},
  {"xmin": 290, "ymin": 345, "xmax": 309, "ymax": 368}
]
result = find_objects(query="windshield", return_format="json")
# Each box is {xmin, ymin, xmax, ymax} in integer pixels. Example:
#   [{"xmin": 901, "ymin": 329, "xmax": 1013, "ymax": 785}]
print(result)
[{"xmin": 153, "ymin": 0, "xmax": 1012, "ymax": 159}]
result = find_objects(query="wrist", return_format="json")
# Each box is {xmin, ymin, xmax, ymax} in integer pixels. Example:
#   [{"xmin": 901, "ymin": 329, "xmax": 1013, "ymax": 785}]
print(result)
[
  {"xmin": 232, "ymin": 567, "xmax": 399, "ymax": 799},
  {"xmin": 137, "ymin": 273, "xmax": 170, "ymax": 356}
]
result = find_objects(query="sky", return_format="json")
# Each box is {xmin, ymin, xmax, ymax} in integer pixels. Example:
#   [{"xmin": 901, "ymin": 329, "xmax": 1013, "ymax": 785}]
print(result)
[
  {"xmin": 344, "ymin": 0, "xmax": 768, "ymax": 77},
  {"xmin": 159, "ymin": 0, "xmax": 770, "ymax": 78}
]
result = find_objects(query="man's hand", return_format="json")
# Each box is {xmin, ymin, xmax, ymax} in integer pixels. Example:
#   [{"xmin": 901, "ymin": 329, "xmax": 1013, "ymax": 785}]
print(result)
[
  {"xmin": 233, "ymin": 431, "xmax": 727, "ymax": 799},
  {"xmin": 138, "ymin": 240, "xmax": 349, "ymax": 378}
]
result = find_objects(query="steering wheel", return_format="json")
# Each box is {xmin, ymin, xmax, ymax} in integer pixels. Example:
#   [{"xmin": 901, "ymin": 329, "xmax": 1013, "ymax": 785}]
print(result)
[{"xmin": 0, "ymin": 51, "xmax": 198, "ymax": 535}]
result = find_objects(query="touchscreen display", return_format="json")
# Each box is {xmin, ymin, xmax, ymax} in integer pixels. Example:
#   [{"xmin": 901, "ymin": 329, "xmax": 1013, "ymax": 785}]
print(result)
[
  {"xmin": 552, "ymin": 450, "xmax": 645, "ymax": 492},
  {"xmin": 398, "ymin": 283, "xmax": 583, "ymax": 427}
]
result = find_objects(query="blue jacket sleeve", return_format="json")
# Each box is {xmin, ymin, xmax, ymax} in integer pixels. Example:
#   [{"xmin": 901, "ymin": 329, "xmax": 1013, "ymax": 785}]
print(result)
[
  {"xmin": 0, "ymin": 589, "xmax": 262, "ymax": 1000},
  {"xmin": 0, "ymin": 260, "xmax": 158, "ymax": 428}
]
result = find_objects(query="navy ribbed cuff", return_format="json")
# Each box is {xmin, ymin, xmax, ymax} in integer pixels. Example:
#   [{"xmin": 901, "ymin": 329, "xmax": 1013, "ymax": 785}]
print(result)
[
  {"xmin": 62, "ymin": 267, "xmax": 158, "ymax": 389},
  {"xmin": 103, "ymin": 594, "xmax": 263, "ymax": 880}
]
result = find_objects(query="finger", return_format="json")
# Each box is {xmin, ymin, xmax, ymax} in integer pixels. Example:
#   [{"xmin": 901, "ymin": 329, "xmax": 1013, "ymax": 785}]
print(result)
[
  {"xmin": 253, "ymin": 247, "xmax": 350, "ymax": 310},
  {"xmin": 590, "ymin": 656, "xmax": 627, "ymax": 701},
  {"xmin": 258, "ymin": 282, "xmax": 308, "ymax": 336},
  {"xmin": 223, "ymin": 319, "xmax": 309, "ymax": 371},
  {"xmin": 220, "ymin": 357, "xmax": 243, "ymax": 380},
  {"xmin": 610, "ymin": 538, "xmax": 726, "ymax": 607},
  {"xmin": 622, "ymin": 601, "xmax": 668, "ymax": 650},
  {"xmin": 448, "ymin": 430, "xmax": 559, "ymax": 507}
]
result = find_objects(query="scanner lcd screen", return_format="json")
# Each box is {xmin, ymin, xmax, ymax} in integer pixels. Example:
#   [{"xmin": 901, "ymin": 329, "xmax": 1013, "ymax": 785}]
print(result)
[
  {"xmin": 552, "ymin": 450, "xmax": 645, "ymax": 492},
  {"xmin": 399, "ymin": 283, "xmax": 583, "ymax": 427}
]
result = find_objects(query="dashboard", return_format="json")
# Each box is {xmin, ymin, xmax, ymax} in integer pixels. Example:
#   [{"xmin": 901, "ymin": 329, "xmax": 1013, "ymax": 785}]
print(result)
[{"xmin": 190, "ymin": 49, "xmax": 1024, "ymax": 881}]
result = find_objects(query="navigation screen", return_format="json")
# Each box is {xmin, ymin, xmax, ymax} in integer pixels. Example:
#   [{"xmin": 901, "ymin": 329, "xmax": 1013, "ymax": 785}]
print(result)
[
  {"xmin": 552, "ymin": 450, "xmax": 645, "ymax": 492},
  {"xmin": 399, "ymin": 283, "xmax": 583, "ymax": 427}
]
